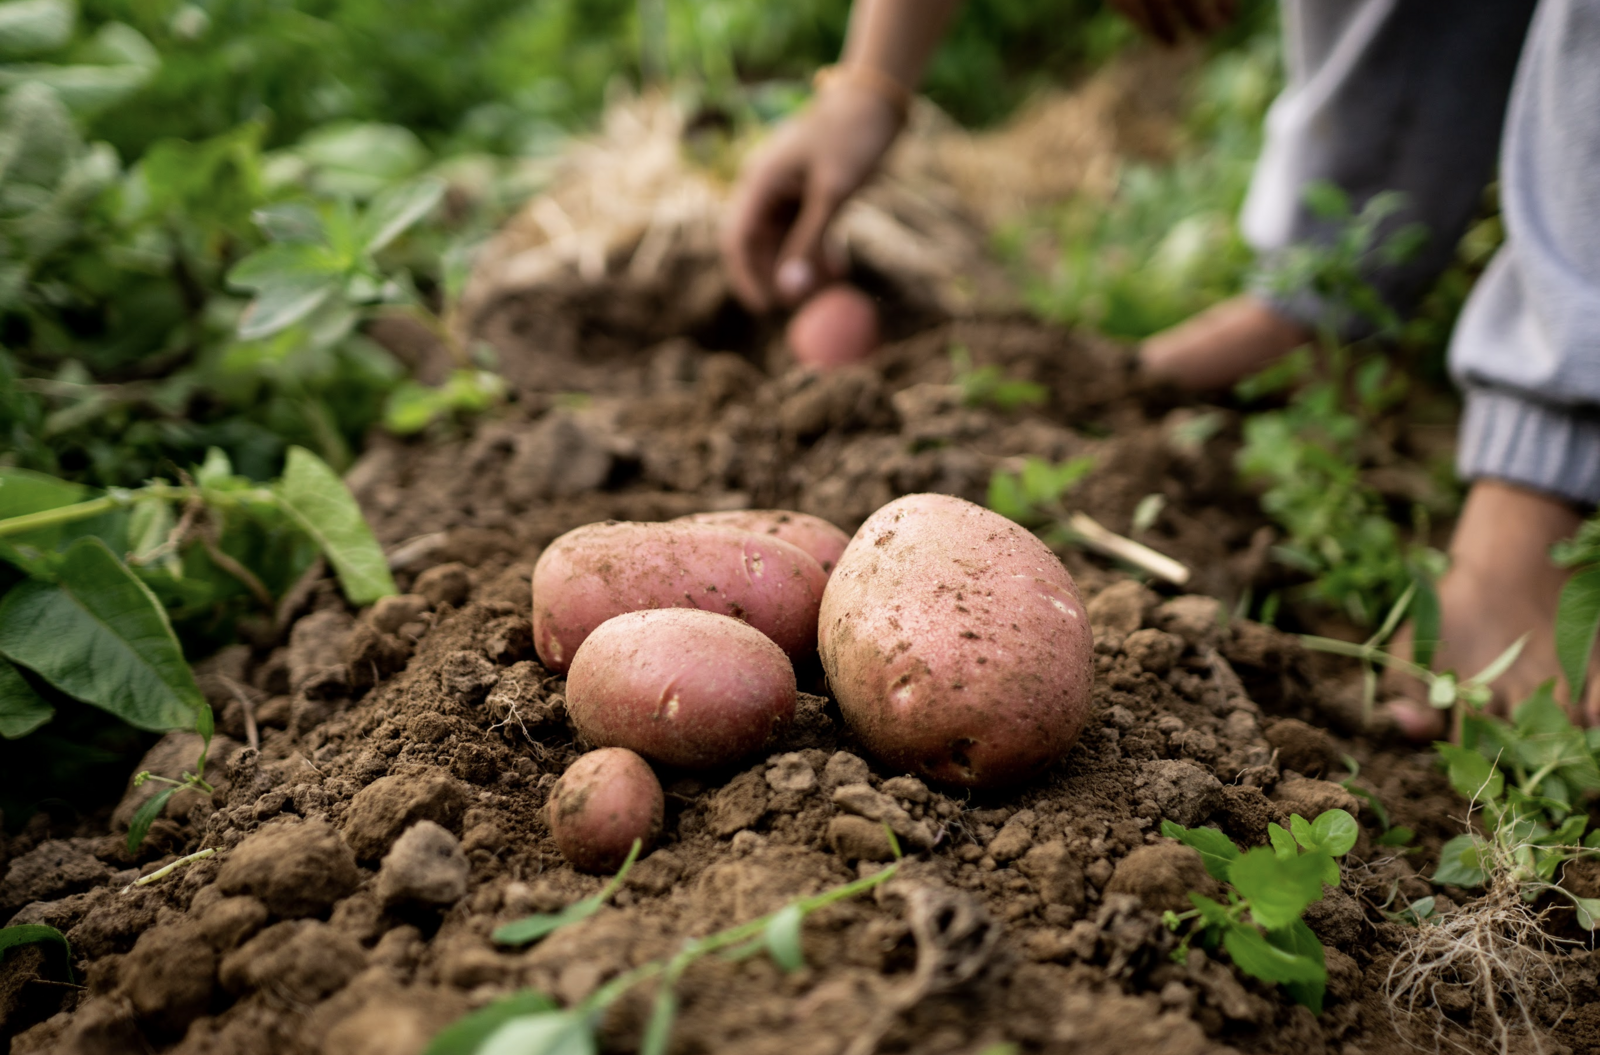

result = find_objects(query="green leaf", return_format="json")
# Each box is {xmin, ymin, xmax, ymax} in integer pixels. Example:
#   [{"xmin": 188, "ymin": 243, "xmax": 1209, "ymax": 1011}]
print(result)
[
  {"xmin": 1267, "ymin": 823, "xmax": 1296, "ymax": 860},
  {"xmin": 639, "ymin": 986, "xmax": 677, "ymax": 1055},
  {"xmin": 1229, "ymin": 847, "xmax": 1328, "ymax": 931},
  {"xmin": 1465, "ymin": 634, "xmax": 1529, "ymax": 690},
  {"xmin": 763, "ymin": 904, "xmax": 805, "ymax": 972},
  {"xmin": 1376, "ymin": 826, "xmax": 1415, "ymax": 847},
  {"xmin": 1289, "ymin": 814, "xmax": 1315, "ymax": 851},
  {"xmin": 1222, "ymin": 922, "xmax": 1325, "ymax": 985},
  {"xmin": 0, "ymin": 923, "xmax": 72, "ymax": 983},
  {"xmin": 1433, "ymin": 834, "xmax": 1488, "ymax": 888},
  {"xmin": 0, "ymin": 654, "xmax": 52, "ymax": 738},
  {"xmin": 0, "ymin": 466, "xmax": 83, "ymax": 519},
  {"xmin": 1161, "ymin": 821, "xmax": 1239, "ymax": 883},
  {"xmin": 1429, "ymin": 673, "xmax": 1458, "ymax": 709},
  {"xmin": 491, "ymin": 901, "xmax": 597, "ymax": 947},
  {"xmin": 0, "ymin": 537, "xmax": 203, "ymax": 732},
  {"xmin": 275, "ymin": 446, "xmax": 395, "ymax": 605},
  {"xmin": 1557, "ymin": 569, "xmax": 1600, "ymax": 715},
  {"xmin": 235, "ymin": 277, "xmax": 342, "ymax": 340},
  {"xmin": 0, "ymin": 0, "xmax": 73, "ymax": 58},
  {"xmin": 1568, "ymin": 895, "xmax": 1600, "ymax": 931},
  {"xmin": 254, "ymin": 202, "xmax": 325, "ymax": 244},
  {"xmin": 362, "ymin": 176, "xmax": 446, "ymax": 253},
  {"xmin": 1410, "ymin": 573, "xmax": 1442, "ymax": 669},
  {"xmin": 477, "ymin": 1011, "xmax": 596, "ymax": 1055},
  {"xmin": 1309, "ymin": 810, "xmax": 1359, "ymax": 857},
  {"xmin": 126, "ymin": 785, "xmax": 176, "ymax": 852},
  {"xmin": 1266, "ymin": 918, "xmax": 1327, "ymax": 1013},
  {"xmin": 422, "ymin": 991, "xmax": 559, "ymax": 1055},
  {"xmin": 1435, "ymin": 743, "xmax": 1503, "ymax": 804},
  {"xmin": 1187, "ymin": 892, "xmax": 1232, "ymax": 927}
]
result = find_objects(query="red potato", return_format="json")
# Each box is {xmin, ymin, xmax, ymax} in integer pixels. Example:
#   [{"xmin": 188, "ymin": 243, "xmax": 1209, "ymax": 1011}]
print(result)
[
  {"xmin": 546, "ymin": 747, "xmax": 664, "ymax": 873},
  {"xmin": 786, "ymin": 284, "xmax": 880, "ymax": 370},
  {"xmin": 567, "ymin": 609, "xmax": 797, "ymax": 768},
  {"xmin": 676, "ymin": 509, "xmax": 851, "ymax": 575},
  {"xmin": 818, "ymin": 493, "xmax": 1095, "ymax": 789},
  {"xmin": 531, "ymin": 521, "xmax": 827, "ymax": 673}
]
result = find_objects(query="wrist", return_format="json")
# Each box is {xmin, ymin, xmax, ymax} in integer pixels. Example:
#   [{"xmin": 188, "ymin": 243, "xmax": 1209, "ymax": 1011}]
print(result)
[{"xmin": 813, "ymin": 63, "xmax": 912, "ymax": 126}]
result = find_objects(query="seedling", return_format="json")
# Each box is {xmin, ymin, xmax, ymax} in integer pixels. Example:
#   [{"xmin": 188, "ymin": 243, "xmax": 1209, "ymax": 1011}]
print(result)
[
  {"xmin": 1161, "ymin": 809, "xmax": 1358, "ymax": 1013},
  {"xmin": 950, "ymin": 345, "xmax": 1048, "ymax": 412},
  {"xmin": 432, "ymin": 828, "xmax": 905, "ymax": 1055},
  {"xmin": 1338, "ymin": 755, "xmax": 1414, "ymax": 848}
]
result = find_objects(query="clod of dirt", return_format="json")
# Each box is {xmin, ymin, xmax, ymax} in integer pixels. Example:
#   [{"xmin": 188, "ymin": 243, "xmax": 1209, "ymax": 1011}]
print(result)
[
  {"xmin": 194, "ymin": 895, "xmax": 268, "ymax": 951},
  {"xmin": 708, "ymin": 771, "xmax": 770, "ymax": 837},
  {"xmin": 1016, "ymin": 840, "xmax": 1087, "ymax": 915},
  {"xmin": 1135, "ymin": 759, "xmax": 1223, "ymax": 827},
  {"xmin": 437, "ymin": 650, "xmax": 500, "ymax": 702},
  {"xmin": 1214, "ymin": 784, "xmax": 1274, "ymax": 846},
  {"xmin": 1052, "ymin": 989, "xmax": 1214, "ymax": 1055},
  {"xmin": 1104, "ymin": 843, "xmax": 1220, "ymax": 915},
  {"xmin": 1, "ymin": 839, "xmax": 115, "ymax": 915},
  {"xmin": 1123, "ymin": 628, "xmax": 1184, "ymax": 676},
  {"xmin": 822, "ymin": 750, "xmax": 871, "ymax": 790},
  {"xmin": 765, "ymin": 753, "xmax": 818, "ymax": 793},
  {"xmin": 1302, "ymin": 885, "xmax": 1364, "ymax": 947},
  {"xmin": 504, "ymin": 409, "xmax": 615, "ymax": 503},
  {"xmin": 377, "ymin": 821, "xmax": 469, "ymax": 908},
  {"xmin": 118, "ymin": 922, "xmax": 216, "ymax": 1034},
  {"xmin": 288, "ymin": 609, "xmax": 354, "ymax": 696},
  {"xmin": 1154, "ymin": 595, "xmax": 1225, "ymax": 647},
  {"xmin": 1269, "ymin": 773, "xmax": 1361, "ymax": 822},
  {"xmin": 368, "ymin": 593, "xmax": 430, "ymax": 634},
  {"xmin": 314, "ymin": 983, "xmax": 470, "ymax": 1055},
  {"xmin": 415, "ymin": 562, "xmax": 473, "ymax": 608},
  {"xmin": 342, "ymin": 768, "xmax": 468, "ymax": 859},
  {"xmin": 829, "ymin": 815, "xmax": 898, "ymax": 862},
  {"xmin": 987, "ymin": 814, "xmax": 1034, "ymax": 863},
  {"xmin": 1086, "ymin": 580, "xmax": 1154, "ymax": 641},
  {"xmin": 219, "ymin": 919, "xmax": 366, "ymax": 1004},
  {"xmin": 1264, "ymin": 718, "xmax": 1338, "ymax": 778},
  {"xmin": 215, "ymin": 818, "xmax": 361, "ymax": 918},
  {"xmin": 831, "ymin": 783, "xmax": 935, "ymax": 849}
]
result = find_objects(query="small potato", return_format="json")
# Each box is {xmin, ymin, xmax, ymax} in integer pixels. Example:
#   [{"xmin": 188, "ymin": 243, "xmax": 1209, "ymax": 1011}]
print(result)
[
  {"xmin": 567, "ymin": 609, "xmax": 797, "ymax": 768},
  {"xmin": 546, "ymin": 748, "xmax": 664, "ymax": 873},
  {"xmin": 786, "ymin": 284, "xmax": 880, "ymax": 370},
  {"xmin": 532, "ymin": 521, "xmax": 827, "ymax": 673},
  {"xmin": 676, "ymin": 510, "xmax": 851, "ymax": 575},
  {"xmin": 819, "ymin": 493, "xmax": 1095, "ymax": 789}
]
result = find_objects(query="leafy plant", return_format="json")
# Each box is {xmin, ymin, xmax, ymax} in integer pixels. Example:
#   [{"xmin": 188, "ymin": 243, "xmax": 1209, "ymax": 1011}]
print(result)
[
  {"xmin": 430, "ymin": 832, "xmax": 904, "ymax": 1055},
  {"xmin": 1161, "ymin": 808, "xmax": 1358, "ymax": 1013},
  {"xmin": 950, "ymin": 345, "xmax": 1047, "ymax": 412},
  {"xmin": 986, "ymin": 455, "xmax": 1095, "ymax": 529}
]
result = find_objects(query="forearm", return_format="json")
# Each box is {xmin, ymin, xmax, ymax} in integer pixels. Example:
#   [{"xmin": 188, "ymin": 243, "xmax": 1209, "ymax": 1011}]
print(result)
[{"xmin": 839, "ymin": 0, "xmax": 962, "ymax": 89}]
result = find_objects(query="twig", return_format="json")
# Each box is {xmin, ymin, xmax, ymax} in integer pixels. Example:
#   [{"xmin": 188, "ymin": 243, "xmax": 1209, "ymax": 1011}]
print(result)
[
  {"xmin": 201, "ymin": 528, "xmax": 275, "ymax": 609},
  {"xmin": 123, "ymin": 848, "xmax": 216, "ymax": 893},
  {"xmin": 1064, "ymin": 512, "xmax": 1191, "ymax": 586},
  {"xmin": 220, "ymin": 675, "xmax": 261, "ymax": 753}
]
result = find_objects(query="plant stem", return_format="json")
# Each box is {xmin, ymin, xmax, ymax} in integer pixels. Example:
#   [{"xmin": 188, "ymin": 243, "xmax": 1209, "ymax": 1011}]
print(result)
[
  {"xmin": 0, "ymin": 485, "xmax": 276, "ymax": 538},
  {"xmin": 123, "ymin": 847, "xmax": 216, "ymax": 892}
]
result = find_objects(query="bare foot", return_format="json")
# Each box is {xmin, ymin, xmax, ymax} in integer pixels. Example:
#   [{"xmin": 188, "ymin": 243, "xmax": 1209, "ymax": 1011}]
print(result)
[
  {"xmin": 1385, "ymin": 480, "xmax": 1582, "ymax": 741},
  {"xmin": 1138, "ymin": 295, "xmax": 1313, "ymax": 391}
]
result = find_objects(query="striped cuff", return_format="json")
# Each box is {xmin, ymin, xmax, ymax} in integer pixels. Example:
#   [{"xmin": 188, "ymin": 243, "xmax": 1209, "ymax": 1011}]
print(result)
[{"xmin": 1457, "ymin": 388, "xmax": 1600, "ymax": 507}]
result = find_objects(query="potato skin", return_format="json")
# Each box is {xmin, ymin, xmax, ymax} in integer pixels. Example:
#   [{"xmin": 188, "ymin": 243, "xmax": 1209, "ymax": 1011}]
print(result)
[
  {"xmin": 546, "ymin": 748, "xmax": 664, "ymax": 873},
  {"xmin": 786, "ymin": 284, "xmax": 880, "ymax": 370},
  {"xmin": 567, "ymin": 609, "xmax": 797, "ymax": 768},
  {"xmin": 676, "ymin": 510, "xmax": 851, "ymax": 575},
  {"xmin": 818, "ymin": 493, "xmax": 1095, "ymax": 789},
  {"xmin": 531, "ymin": 521, "xmax": 827, "ymax": 673}
]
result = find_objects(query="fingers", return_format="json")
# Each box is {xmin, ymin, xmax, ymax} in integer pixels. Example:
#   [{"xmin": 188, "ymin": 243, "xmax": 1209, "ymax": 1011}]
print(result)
[
  {"xmin": 1384, "ymin": 698, "xmax": 1449, "ymax": 743},
  {"xmin": 720, "ymin": 156, "xmax": 805, "ymax": 312},
  {"xmin": 773, "ymin": 170, "xmax": 849, "ymax": 306}
]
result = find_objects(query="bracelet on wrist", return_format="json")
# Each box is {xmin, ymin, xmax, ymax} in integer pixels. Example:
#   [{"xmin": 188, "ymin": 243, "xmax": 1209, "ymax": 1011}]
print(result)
[{"xmin": 812, "ymin": 63, "xmax": 913, "ymax": 124}]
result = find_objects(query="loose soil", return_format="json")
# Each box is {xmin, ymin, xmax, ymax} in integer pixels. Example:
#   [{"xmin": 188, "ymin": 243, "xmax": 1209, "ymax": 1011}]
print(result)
[{"xmin": 5, "ymin": 99, "xmax": 1597, "ymax": 1055}]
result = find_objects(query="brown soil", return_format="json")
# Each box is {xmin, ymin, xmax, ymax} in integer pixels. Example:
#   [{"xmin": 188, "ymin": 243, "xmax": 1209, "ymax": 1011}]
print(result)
[{"xmin": 4, "ymin": 102, "xmax": 1595, "ymax": 1055}]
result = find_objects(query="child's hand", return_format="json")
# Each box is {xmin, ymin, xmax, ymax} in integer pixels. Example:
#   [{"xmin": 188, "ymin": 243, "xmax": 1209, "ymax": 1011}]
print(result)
[
  {"xmin": 1108, "ymin": 0, "xmax": 1238, "ymax": 44},
  {"xmin": 720, "ymin": 81, "xmax": 903, "ymax": 312}
]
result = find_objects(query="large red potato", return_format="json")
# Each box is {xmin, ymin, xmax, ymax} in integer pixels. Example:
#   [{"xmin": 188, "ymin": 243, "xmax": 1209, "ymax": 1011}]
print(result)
[
  {"xmin": 818, "ymin": 493, "xmax": 1095, "ymax": 789},
  {"xmin": 566, "ymin": 609, "xmax": 797, "ymax": 768},
  {"xmin": 531, "ymin": 521, "xmax": 827, "ymax": 673},
  {"xmin": 676, "ymin": 509, "xmax": 851, "ymax": 575},
  {"xmin": 786, "ymin": 284, "xmax": 880, "ymax": 370},
  {"xmin": 546, "ymin": 747, "xmax": 664, "ymax": 873}
]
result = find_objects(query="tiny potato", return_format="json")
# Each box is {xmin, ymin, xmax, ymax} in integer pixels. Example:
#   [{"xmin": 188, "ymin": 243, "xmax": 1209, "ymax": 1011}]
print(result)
[
  {"xmin": 567, "ymin": 609, "xmax": 797, "ymax": 768},
  {"xmin": 786, "ymin": 284, "xmax": 880, "ymax": 370},
  {"xmin": 676, "ymin": 509, "xmax": 851, "ymax": 575},
  {"xmin": 531, "ymin": 521, "xmax": 827, "ymax": 672},
  {"xmin": 546, "ymin": 747, "xmax": 664, "ymax": 873},
  {"xmin": 818, "ymin": 493, "xmax": 1095, "ymax": 789}
]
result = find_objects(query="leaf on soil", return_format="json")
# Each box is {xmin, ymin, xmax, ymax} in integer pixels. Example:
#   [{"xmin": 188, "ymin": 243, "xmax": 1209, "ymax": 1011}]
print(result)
[
  {"xmin": 422, "ymin": 991, "xmax": 558, "ymax": 1055},
  {"xmin": 0, "ymin": 654, "xmax": 53, "ymax": 738},
  {"xmin": 1221, "ymin": 923, "xmax": 1324, "ymax": 987},
  {"xmin": 763, "ymin": 904, "xmax": 805, "ymax": 973},
  {"xmin": 1433, "ymin": 833, "xmax": 1488, "ymax": 889},
  {"xmin": 1160, "ymin": 820, "xmax": 1239, "ymax": 883},
  {"xmin": 275, "ymin": 445, "xmax": 395, "ymax": 605},
  {"xmin": 1228, "ymin": 847, "xmax": 1327, "ymax": 931},
  {"xmin": 126, "ymin": 784, "xmax": 176, "ymax": 852},
  {"xmin": 0, "ymin": 536, "xmax": 203, "ymax": 731},
  {"xmin": 0, "ymin": 922, "xmax": 73, "ymax": 982},
  {"xmin": 1309, "ymin": 809, "xmax": 1359, "ymax": 856},
  {"xmin": 476, "ymin": 1010, "xmax": 597, "ymax": 1055}
]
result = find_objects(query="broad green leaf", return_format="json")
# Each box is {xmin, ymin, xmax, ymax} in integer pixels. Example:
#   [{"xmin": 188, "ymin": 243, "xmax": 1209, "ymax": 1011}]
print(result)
[
  {"xmin": 0, "ymin": 80, "xmax": 76, "ymax": 189},
  {"xmin": 253, "ymin": 202, "xmax": 325, "ymax": 244},
  {"xmin": 1229, "ymin": 848, "xmax": 1327, "ymax": 931},
  {"xmin": 126, "ymin": 499, "xmax": 174, "ymax": 565},
  {"xmin": 275, "ymin": 446, "xmax": 394, "ymax": 605},
  {"xmin": 1266, "ymin": 918, "xmax": 1328, "ymax": 1013},
  {"xmin": 1435, "ymin": 743, "xmax": 1503, "ymax": 804},
  {"xmin": 126, "ymin": 785, "xmax": 176, "ymax": 852},
  {"xmin": 423, "ymin": 991, "xmax": 558, "ymax": 1055},
  {"xmin": 362, "ymin": 176, "xmax": 445, "ymax": 253},
  {"xmin": 763, "ymin": 904, "xmax": 804, "ymax": 972},
  {"xmin": 478, "ymin": 1011, "xmax": 596, "ymax": 1055},
  {"xmin": 235, "ymin": 277, "xmax": 342, "ymax": 340},
  {"xmin": 0, "ymin": 923, "xmax": 73, "ymax": 982},
  {"xmin": 1222, "ymin": 923, "xmax": 1325, "ymax": 986},
  {"xmin": 1432, "ymin": 834, "xmax": 1488, "ymax": 888},
  {"xmin": 1309, "ymin": 810, "xmax": 1359, "ymax": 856},
  {"xmin": 1289, "ymin": 814, "xmax": 1315, "ymax": 851},
  {"xmin": 228, "ymin": 243, "xmax": 348, "ymax": 289},
  {"xmin": 0, "ymin": 0, "xmax": 72, "ymax": 58},
  {"xmin": 1557, "ymin": 570, "xmax": 1600, "ymax": 704},
  {"xmin": 639, "ymin": 986, "xmax": 678, "ymax": 1055},
  {"xmin": 1161, "ymin": 821, "xmax": 1239, "ymax": 883},
  {"xmin": 1569, "ymin": 895, "xmax": 1600, "ymax": 931},
  {"xmin": 1376, "ymin": 826, "xmax": 1415, "ymax": 847},
  {"xmin": 0, "ymin": 63, "xmax": 152, "ymax": 112},
  {"xmin": 1409, "ymin": 573, "xmax": 1441, "ymax": 669},
  {"xmin": 491, "ymin": 902, "xmax": 596, "ymax": 947},
  {"xmin": 0, "ymin": 537, "xmax": 202, "ymax": 731},
  {"xmin": 1187, "ymin": 892, "xmax": 1232, "ymax": 927},
  {"xmin": 195, "ymin": 447, "xmax": 235, "ymax": 489},
  {"xmin": 0, "ymin": 466, "xmax": 83, "ymax": 518},
  {"xmin": 1268, "ymin": 823, "xmax": 1296, "ymax": 860},
  {"xmin": 0, "ymin": 654, "xmax": 52, "ymax": 737}
]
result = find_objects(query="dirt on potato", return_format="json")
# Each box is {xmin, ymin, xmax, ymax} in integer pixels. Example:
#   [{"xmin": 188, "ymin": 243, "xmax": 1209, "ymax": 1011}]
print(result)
[{"xmin": 4, "ymin": 243, "xmax": 1596, "ymax": 1055}]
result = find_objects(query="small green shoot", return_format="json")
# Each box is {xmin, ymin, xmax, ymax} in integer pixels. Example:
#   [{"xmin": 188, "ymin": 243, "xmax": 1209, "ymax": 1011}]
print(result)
[
  {"xmin": 1161, "ymin": 809, "xmax": 1357, "ymax": 1014},
  {"xmin": 1338, "ymin": 755, "xmax": 1413, "ymax": 848},
  {"xmin": 986, "ymin": 456, "xmax": 1095, "ymax": 530},
  {"xmin": 950, "ymin": 345, "xmax": 1048, "ymax": 412},
  {"xmin": 493, "ymin": 840, "xmax": 642, "ymax": 947}
]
